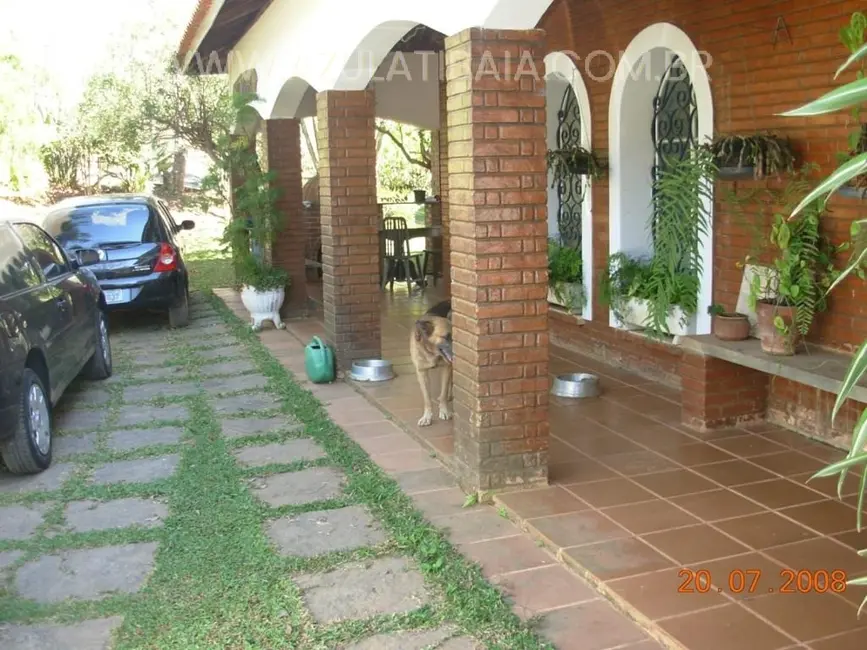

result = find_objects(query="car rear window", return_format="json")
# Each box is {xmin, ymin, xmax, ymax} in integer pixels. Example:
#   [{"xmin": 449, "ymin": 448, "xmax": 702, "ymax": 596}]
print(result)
[{"xmin": 45, "ymin": 204, "xmax": 159, "ymax": 248}]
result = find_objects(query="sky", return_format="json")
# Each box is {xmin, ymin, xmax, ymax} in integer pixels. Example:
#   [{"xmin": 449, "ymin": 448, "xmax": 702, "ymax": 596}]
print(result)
[{"xmin": 0, "ymin": 0, "xmax": 198, "ymax": 108}]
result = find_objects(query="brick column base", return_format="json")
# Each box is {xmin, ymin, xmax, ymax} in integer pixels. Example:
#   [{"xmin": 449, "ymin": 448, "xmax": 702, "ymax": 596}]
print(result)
[
  {"xmin": 266, "ymin": 119, "xmax": 308, "ymax": 317},
  {"xmin": 446, "ymin": 28, "xmax": 549, "ymax": 492},
  {"xmin": 681, "ymin": 352, "xmax": 769, "ymax": 430},
  {"xmin": 316, "ymin": 90, "xmax": 381, "ymax": 369}
]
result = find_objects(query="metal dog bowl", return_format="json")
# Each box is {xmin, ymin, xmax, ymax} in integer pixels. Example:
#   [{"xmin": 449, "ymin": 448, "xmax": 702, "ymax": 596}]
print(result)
[
  {"xmin": 350, "ymin": 359, "xmax": 394, "ymax": 382},
  {"xmin": 552, "ymin": 373, "xmax": 600, "ymax": 399}
]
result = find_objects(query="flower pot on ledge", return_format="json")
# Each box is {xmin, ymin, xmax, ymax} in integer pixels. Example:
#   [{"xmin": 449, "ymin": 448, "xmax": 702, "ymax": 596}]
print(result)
[
  {"xmin": 240, "ymin": 286, "xmax": 286, "ymax": 332},
  {"xmin": 621, "ymin": 298, "xmax": 693, "ymax": 337},
  {"xmin": 712, "ymin": 313, "xmax": 751, "ymax": 341},
  {"xmin": 755, "ymin": 300, "xmax": 798, "ymax": 356},
  {"xmin": 547, "ymin": 282, "xmax": 584, "ymax": 315}
]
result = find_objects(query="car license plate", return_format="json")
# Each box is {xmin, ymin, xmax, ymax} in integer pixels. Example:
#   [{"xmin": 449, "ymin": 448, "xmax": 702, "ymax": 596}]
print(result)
[{"xmin": 103, "ymin": 289, "xmax": 126, "ymax": 305}]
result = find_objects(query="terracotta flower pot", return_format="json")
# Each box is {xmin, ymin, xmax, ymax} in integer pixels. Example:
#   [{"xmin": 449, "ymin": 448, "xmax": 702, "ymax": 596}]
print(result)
[
  {"xmin": 712, "ymin": 313, "xmax": 751, "ymax": 341},
  {"xmin": 755, "ymin": 300, "xmax": 798, "ymax": 356}
]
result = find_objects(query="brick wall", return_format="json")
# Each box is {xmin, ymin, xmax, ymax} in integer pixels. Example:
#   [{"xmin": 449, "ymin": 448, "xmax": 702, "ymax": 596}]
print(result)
[
  {"xmin": 265, "ymin": 119, "xmax": 307, "ymax": 316},
  {"xmin": 539, "ymin": 0, "xmax": 867, "ymax": 437},
  {"xmin": 316, "ymin": 90, "xmax": 381, "ymax": 367},
  {"xmin": 767, "ymin": 377, "xmax": 866, "ymax": 446},
  {"xmin": 446, "ymin": 27, "xmax": 550, "ymax": 491}
]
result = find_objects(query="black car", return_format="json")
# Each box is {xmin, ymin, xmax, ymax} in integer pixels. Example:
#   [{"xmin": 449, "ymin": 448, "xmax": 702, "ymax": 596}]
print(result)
[
  {"xmin": 0, "ymin": 221, "xmax": 112, "ymax": 474},
  {"xmin": 43, "ymin": 195, "xmax": 195, "ymax": 328}
]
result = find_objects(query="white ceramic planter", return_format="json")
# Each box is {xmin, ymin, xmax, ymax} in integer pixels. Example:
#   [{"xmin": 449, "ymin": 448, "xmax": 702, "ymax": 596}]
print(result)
[
  {"xmin": 547, "ymin": 282, "xmax": 584, "ymax": 315},
  {"xmin": 620, "ymin": 297, "xmax": 694, "ymax": 336},
  {"xmin": 240, "ymin": 286, "xmax": 286, "ymax": 331}
]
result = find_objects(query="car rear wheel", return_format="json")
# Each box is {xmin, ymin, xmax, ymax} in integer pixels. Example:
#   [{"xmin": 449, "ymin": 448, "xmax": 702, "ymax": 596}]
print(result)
[
  {"xmin": 82, "ymin": 309, "xmax": 113, "ymax": 380},
  {"xmin": 169, "ymin": 287, "xmax": 190, "ymax": 328},
  {"xmin": 1, "ymin": 369, "xmax": 52, "ymax": 474}
]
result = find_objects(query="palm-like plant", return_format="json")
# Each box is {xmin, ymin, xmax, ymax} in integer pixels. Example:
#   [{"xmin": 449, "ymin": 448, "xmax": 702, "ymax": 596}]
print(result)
[{"xmin": 781, "ymin": 39, "xmax": 867, "ymax": 612}]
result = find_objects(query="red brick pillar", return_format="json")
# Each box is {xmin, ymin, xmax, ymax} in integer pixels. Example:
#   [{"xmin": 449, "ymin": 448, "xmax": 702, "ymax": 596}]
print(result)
[
  {"xmin": 681, "ymin": 351, "xmax": 770, "ymax": 430},
  {"xmin": 316, "ymin": 90, "xmax": 381, "ymax": 368},
  {"xmin": 265, "ymin": 118, "xmax": 307, "ymax": 317},
  {"xmin": 446, "ymin": 28, "xmax": 549, "ymax": 491}
]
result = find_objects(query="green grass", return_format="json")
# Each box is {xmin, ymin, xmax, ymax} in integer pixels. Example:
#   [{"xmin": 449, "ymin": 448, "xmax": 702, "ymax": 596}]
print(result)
[
  {"xmin": 185, "ymin": 251, "xmax": 235, "ymax": 292},
  {"xmin": 0, "ymin": 292, "xmax": 554, "ymax": 649}
]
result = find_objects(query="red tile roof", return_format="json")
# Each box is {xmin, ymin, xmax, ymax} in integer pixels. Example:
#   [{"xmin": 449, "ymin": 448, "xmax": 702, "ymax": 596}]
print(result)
[{"xmin": 177, "ymin": 0, "xmax": 216, "ymax": 63}]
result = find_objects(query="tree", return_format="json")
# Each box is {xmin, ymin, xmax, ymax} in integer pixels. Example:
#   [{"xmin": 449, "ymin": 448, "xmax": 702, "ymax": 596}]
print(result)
[
  {"xmin": 375, "ymin": 120, "xmax": 431, "ymax": 170},
  {"xmin": 375, "ymin": 119, "xmax": 432, "ymax": 202}
]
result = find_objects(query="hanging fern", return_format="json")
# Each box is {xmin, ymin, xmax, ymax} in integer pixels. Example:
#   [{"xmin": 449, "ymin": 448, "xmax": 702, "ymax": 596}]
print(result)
[{"xmin": 643, "ymin": 147, "xmax": 717, "ymax": 336}]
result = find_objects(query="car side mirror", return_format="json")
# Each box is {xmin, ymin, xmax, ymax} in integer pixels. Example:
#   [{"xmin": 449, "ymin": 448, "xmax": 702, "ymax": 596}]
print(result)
[
  {"xmin": 180, "ymin": 220, "xmax": 195, "ymax": 231},
  {"xmin": 68, "ymin": 257, "xmax": 80, "ymax": 270},
  {"xmin": 76, "ymin": 250, "xmax": 100, "ymax": 266}
]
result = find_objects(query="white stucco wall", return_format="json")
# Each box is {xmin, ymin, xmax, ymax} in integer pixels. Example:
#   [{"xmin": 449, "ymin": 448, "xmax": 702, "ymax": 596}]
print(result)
[{"xmin": 205, "ymin": 0, "xmax": 555, "ymax": 119}]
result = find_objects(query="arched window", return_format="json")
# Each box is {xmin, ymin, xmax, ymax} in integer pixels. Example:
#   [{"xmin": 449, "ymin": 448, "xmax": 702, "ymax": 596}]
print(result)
[
  {"xmin": 555, "ymin": 86, "xmax": 585, "ymax": 248},
  {"xmin": 651, "ymin": 55, "xmax": 697, "ymax": 244}
]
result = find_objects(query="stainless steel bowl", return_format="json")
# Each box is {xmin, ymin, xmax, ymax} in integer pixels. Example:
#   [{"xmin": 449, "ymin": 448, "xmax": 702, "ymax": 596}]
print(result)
[
  {"xmin": 551, "ymin": 373, "xmax": 600, "ymax": 398},
  {"xmin": 350, "ymin": 359, "xmax": 394, "ymax": 382}
]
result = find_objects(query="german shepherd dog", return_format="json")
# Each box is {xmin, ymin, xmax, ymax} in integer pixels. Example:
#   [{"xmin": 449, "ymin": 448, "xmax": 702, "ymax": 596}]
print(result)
[{"xmin": 410, "ymin": 300, "xmax": 453, "ymax": 427}]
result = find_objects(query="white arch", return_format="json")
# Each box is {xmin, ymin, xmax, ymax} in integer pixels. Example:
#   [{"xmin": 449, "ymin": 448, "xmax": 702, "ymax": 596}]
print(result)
[
  {"xmin": 544, "ymin": 51, "xmax": 594, "ymax": 321},
  {"xmin": 271, "ymin": 77, "xmax": 318, "ymax": 119},
  {"xmin": 228, "ymin": 0, "xmax": 556, "ymax": 113},
  {"xmin": 608, "ymin": 22, "xmax": 714, "ymax": 335}
]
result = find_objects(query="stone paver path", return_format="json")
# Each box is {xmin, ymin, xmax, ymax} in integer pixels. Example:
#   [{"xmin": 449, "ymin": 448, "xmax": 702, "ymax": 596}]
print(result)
[{"xmin": 0, "ymin": 292, "xmax": 660, "ymax": 649}]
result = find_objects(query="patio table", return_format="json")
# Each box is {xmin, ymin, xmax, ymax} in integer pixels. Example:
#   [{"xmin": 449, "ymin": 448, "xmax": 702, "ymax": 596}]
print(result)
[{"xmin": 378, "ymin": 225, "xmax": 442, "ymax": 287}]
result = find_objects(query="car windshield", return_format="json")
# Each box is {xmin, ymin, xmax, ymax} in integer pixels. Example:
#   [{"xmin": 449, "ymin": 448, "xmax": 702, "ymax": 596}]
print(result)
[{"xmin": 44, "ymin": 204, "xmax": 158, "ymax": 249}]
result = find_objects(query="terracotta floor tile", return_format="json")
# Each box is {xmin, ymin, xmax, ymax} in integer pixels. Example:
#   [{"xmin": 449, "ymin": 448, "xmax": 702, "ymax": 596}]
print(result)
[
  {"xmin": 371, "ymin": 448, "xmax": 440, "ymax": 473},
  {"xmin": 715, "ymin": 512, "xmax": 817, "ymax": 550},
  {"xmin": 660, "ymin": 603, "xmax": 793, "ymax": 649},
  {"xmin": 563, "ymin": 536, "xmax": 675, "ymax": 581},
  {"xmin": 692, "ymin": 459, "xmax": 777, "ymax": 486},
  {"xmin": 538, "ymin": 600, "xmax": 652, "ymax": 650},
  {"xmin": 764, "ymin": 537, "xmax": 867, "ymax": 585},
  {"xmin": 550, "ymin": 438, "xmax": 594, "ymax": 462},
  {"xmin": 461, "ymin": 534, "xmax": 554, "ymax": 578},
  {"xmin": 341, "ymin": 420, "xmax": 407, "ymax": 441},
  {"xmin": 602, "ymin": 500, "xmax": 700, "ymax": 535},
  {"xmin": 833, "ymin": 529, "xmax": 867, "ymax": 552},
  {"xmin": 598, "ymin": 450, "xmax": 679, "ymax": 476},
  {"xmin": 429, "ymin": 435, "xmax": 454, "ymax": 456},
  {"xmin": 642, "ymin": 524, "xmax": 749, "ymax": 564},
  {"xmin": 750, "ymin": 451, "xmax": 827, "ymax": 477},
  {"xmin": 657, "ymin": 443, "xmax": 737, "ymax": 467},
  {"xmin": 530, "ymin": 510, "xmax": 631, "ymax": 550},
  {"xmin": 569, "ymin": 433, "xmax": 645, "ymax": 457},
  {"xmin": 671, "ymin": 489, "xmax": 765, "ymax": 522},
  {"xmin": 792, "ymin": 472, "xmax": 862, "ymax": 499},
  {"xmin": 491, "ymin": 565, "xmax": 598, "ymax": 620},
  {"xmin": 796, "ymin": 441, "xmax": 847, "ymax": 463},
  {"xmin": 810, "ymin": 628, "xmax": 867, "ymax": 650},
  {"xmin": 626, "ymin": 427, "xmax": 701, "ymax": 452},
  {"xmin": 744, "ymin": 592, "xmax": 867, "ymax": 642},
  {"xmin": 706, "ymin": 434, "xmax": 786, "ymax": 458},
  {"xmin": 607, "ymin": 567, "xmax": 729, "ymax": 620},
  {"xmin": 779, "ymin": 500, "xmax": 858, "ymax": 536},
  {"xmin": 632, "ymin": 469, "xmax": 719, "ymax": 498},
  {"xmin": 733, "ymin": 479, "xmax": 828, "ymax": 510},
  {"xmin": 411, "ymin": 487, "xmax": 472, "ymax": 519},
  {"xmin": 758, "ymin": 428, "xmax": 816, "ymax": 448},
  {"xmin": 740, "ymin": 421, "xmax": 786, "ymax": 434},
  {"xmin": 498, "ymin": 486, "xmax": 589, "ymax": 520},
  {"xmin": 694, "ymin": 552, "xmax": 787, "ymax": 601},
  {"xmin": 394, "ymin": 467, "xmax": 455, "ymax": 495},
  {"xmin": 432, "ymin": 510, "xmax": 520, "ymax": 545},
  {"xmin": 687, "ymin": 427, "xmax": 754, "ymax": 442},
  {"xmin": 356, "ymin": 433, "xmax": 424, "ymax": 456},
  {"xmin": 563, "ymin": 478, "xmax": 657, "ymax": 509},
  {"xmin": 549, "ymin": 458, "xmax": 618, "ymax": 485}
]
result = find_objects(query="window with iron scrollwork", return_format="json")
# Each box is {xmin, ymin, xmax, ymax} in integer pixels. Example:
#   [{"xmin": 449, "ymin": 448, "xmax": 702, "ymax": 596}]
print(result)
[
  {"xmin": 554, "ymin": 85, "xmax": 585, "ymax": 249},
  {"xmin": 651, "ymin": 55, "xmax": 698, "ymax": 244}
]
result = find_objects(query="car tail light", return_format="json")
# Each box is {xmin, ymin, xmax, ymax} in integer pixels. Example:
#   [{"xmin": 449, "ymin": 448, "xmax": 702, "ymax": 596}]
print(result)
[{"xmin": 153, "ymin": 243, "xmax": 178, "ymax": 272}]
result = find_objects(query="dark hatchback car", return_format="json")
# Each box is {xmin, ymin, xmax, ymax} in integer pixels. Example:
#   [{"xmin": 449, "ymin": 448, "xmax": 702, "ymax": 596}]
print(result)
[
  {"xmin": 0, "ymin": 221, "xmax": 112, "ymax": 474},
  {"xmin": 43, "ymin": 195, "xmax": 195, "ymax": 328}
]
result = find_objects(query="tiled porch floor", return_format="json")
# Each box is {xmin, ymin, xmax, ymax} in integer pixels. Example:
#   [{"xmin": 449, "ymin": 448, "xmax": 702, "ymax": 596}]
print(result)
[{"xmin": 292, "ymin": 283, "xmax": 867, "ymax": 649}]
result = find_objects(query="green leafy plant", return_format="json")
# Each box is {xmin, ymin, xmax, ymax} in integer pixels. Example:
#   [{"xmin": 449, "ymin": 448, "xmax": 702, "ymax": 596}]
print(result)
[
  {"xmin": 546, "ymin": 146, "xmax": 605, "ymax": 184},
  {"xmin": 707, "ymin": 133, "xmax": 795, "ymax": 179},
  {"xmin": 642, "ymin": 146, "xmax": 717, "ymax": 335},
  {"xmin": 707, "ymin": 303, "xmax": 726, "ymax": 316},
  {"xmin": 745, "ymin": 201, "xmax": 843, "ymax": 336},
  {"xmin": 836, "ymin": 12, "xmax": 867, "ymax": 196},
  {"xmin": 780, "ymin": 13, "xmax": 867, "ymax": 610},
  {"xmin": 235, "ymin": 255, "xmax": 289, "ymax": 291},
  {"xmin": 548, "ymin": 238, "xmax": 585, "ymax": 314}
]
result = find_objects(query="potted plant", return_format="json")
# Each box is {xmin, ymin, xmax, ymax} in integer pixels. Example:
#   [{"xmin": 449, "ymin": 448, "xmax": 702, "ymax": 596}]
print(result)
[
  {"xmin": 708, "ymin": 304, "xmax": 751, "ymax": 341},
  {"xmin": 707, "ymin": 133, "xmax": 795, "ymax": 180},
  {"xmin": 548, "ymin": 239, "xmax": 585, "ymax": 314},
  {"xmin": 237, "ymin": 257, "xmax": 289, "ymax": 331},
  {"xmin": 546, "ymin": 146, "xmax": 606, "ymax": 186},
  {"xmin": 600, "ymin": 253, "xmax": 696, "ymax": 336},
  {"xmin": 746, "ymin": 204, "xmax": 842, "ymax": 355}
]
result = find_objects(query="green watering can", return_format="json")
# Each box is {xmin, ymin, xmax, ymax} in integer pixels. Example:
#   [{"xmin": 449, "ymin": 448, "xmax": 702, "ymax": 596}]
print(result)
[{"xmin": 305, "ymin": 336, "xmax": 335, "ymax": 384}]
